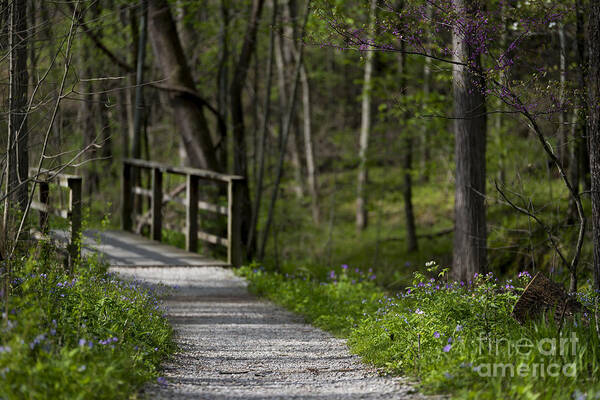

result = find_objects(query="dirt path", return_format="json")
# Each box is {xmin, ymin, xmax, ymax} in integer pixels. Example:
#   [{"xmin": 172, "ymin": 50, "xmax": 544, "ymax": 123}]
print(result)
[{"xmin": 111, "ymin": 266, "xmax": 430, "ymax": 399}]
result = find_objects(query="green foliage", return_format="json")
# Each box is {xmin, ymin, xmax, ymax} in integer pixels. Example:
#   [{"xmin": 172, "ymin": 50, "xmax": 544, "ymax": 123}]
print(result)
[
  {"xmin": 0, "ymin": 250, "xmax": 175, "ymax": 399},
  {"xmin": 239, "ymin": 263, "xmax": 600, "ymax": 399}
]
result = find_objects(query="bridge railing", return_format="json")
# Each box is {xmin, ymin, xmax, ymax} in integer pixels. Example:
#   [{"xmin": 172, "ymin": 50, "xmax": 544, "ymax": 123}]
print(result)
[
  {"xmin": 29, "ymin": 168, "xmax": 82, "ymax": 266},
  {"xmin": 121, "ymin": 158, "xmax": 243, "ymax": 267}
]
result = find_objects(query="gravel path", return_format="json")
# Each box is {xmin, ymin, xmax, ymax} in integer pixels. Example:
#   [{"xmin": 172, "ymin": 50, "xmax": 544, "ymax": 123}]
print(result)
[{"xmin": 111, "ymin": 266, "xmax": 431, "ymax": 400}]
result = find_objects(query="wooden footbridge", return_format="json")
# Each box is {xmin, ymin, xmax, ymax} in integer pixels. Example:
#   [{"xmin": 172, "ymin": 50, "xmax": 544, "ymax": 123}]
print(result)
[{"xmin": 30, "ymin": 158, "xmax": 244, "ymax": 268}]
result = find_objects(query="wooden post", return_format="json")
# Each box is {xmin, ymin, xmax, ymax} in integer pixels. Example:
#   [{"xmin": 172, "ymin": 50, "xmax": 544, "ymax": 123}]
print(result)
[
  {"xmin": 122, "ymin": 161, "xmax": 133, "ymax": 231},
  {"xmin": 227, "ymin": 178, "xmax": 243, "ymax": 267},
  {"xmin": 67, "ymin": 177, "xmax": 82, "ymax": 267},
  {"xmin": 186, "ymin": 174, "xmax": 199, "ymax": 252},
  {"xmin": 39, "ymin": 181, "xmax": 49, "ymax": 234},
  {"xmin": 151, "ymin": 167, "xmax": 163, "ymax": 241}
]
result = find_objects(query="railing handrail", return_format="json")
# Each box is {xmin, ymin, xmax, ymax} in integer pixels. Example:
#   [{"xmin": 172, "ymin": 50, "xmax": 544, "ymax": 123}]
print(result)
[
  {"xmin": 123, "ymin": 158, "xmax": 243, "ymax": 183},
  {"xmin": 121, "ymin": 159, "xmax": 243, "ymax": 267},
  {"xmin": 28, "ymin": 168, "xmax": 82, "ymax": 268}
]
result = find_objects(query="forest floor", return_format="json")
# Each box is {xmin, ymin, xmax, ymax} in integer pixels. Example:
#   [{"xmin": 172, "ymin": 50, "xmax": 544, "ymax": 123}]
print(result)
[{"xmin": 111, "ymin": 266, "xmax": 436, "ymax": 399}]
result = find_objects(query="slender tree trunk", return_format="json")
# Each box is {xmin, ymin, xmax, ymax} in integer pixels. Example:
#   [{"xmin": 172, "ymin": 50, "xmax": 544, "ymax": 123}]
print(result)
[
  {"xmin": 451, "ymin": 0, "xmax": 487, "ymax": 281},
  {"xmin": 230, "ymin": 0, "xmax": 265, "ymax": 259},
  {"xmin": 576, "ymin": 0, "xmax": 590, "ymax": 196},
  {"xmin": 118, "ymin": 89, "xmax": 130, "ymax": 158},
  {"xmin": 82, "ymin": 45, "xmax": 98, "ymax": 197},
  {"xmin": 133, "ymin": 0, "xmax": 147, "ymax": 161},
  {"xmin": 147, "ymin": 0, "xmax": 219, "ymax": 170},
  {"xmin": 249, "ymin": 0, "xmax": 277, "ymax": 254},
  {"xmin": 558, "ymin": 22, "xmax": 568, "ymax": 169},
  {"xmin": 356, "ymin": 0, "xmax": 376, "ymax": 232},
  {"xmin": 280, "ymin": 1, "xmax": 305, "ymax": 198},
  {"xmin": 300, "ymin": 64, "xmax": 319, "ymax": 224},
  {"xmin": 259, "ymin": 1, "xmax": 310, "ymax": 259},
  {"xmin": 420, "ymin": 2, "xmax": 432, "ymax": 183},
  {"xmin": 398, "ymin": 42, "xmax": 418, "ymax": 252},
  {"xmin": 217, "ymin": 0, "xmax": 230, "ymax": 170},
  {"xmin": 588, "ymin": 0, "xmax": 600, "ymax": 291},
  {"xmin": 495, "ymin": 1, "xmax": 506, "ymax": 183}
]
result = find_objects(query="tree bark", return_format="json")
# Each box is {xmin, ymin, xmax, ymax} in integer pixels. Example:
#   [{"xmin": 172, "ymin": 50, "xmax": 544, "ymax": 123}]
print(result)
[
  {"xmin": 398, "ymin": 42, "xmax": 418, "ymax": 252},
  {"xmin": 558, "ymin": 22, "xmax": 568, "ymax": 169},
  {"xmin": 588, "ymin": 0, "xmax": 600, "ymax": 290},
  {"xmin": 356, "ymin": 0, "xmax": 377, "ymax": 232},
  {"xmin": 217, "ymin": 0, "xmax": 230, "ymax": 170},
  {"xmin": 451, "ymin": 0, "xmax": 487, "ymax": 281},
  {"xmin": 300, "ymin": 63, "xmax": 320, "ymax": 224},
  {"xmin": 259, "ymin": 1, "xmax": 310, "ymax": 259},
  {"xmin": 230, "ymin": 0, "xmax": 265, "ymax": 258},
  {"xmin": 420, "ymin": 1, "xmax": 432, "ymax": 183},
  {"xmin": 4, "ymin": 0, "xmax": 28, "ymax": 220},
  {"xmin": 147, "ymin": 0, "xmax": 219, "ymax": 170}
]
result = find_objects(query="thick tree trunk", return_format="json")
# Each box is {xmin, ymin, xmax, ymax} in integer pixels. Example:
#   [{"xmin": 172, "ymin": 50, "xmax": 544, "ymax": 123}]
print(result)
[
  {"xmin": 451, "ymin": 0, "xmax": 487, "ymax": 281},
  {"xmin": 147, "ymin": 0, "xmax": 219, "ymax": 170},
  {"xmin": 588, "ymin": 0, "xmax": 600, "ymax": 290},
  {"xmin": 4, "ymin": 0, "xmax": 28, "ymax": 221},
  {"xmin": 356, "ymin": 0, "xmax": 377, "ymax": 232},
  {"xmin": 230, "ymin": 0, "xmax": 265, "ymax": 258}
]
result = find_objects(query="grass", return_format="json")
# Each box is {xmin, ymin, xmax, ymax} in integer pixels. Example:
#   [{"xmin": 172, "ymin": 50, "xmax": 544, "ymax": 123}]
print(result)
[
  {"xmin": 238, "ymin": 263, "xmax": 600, "ymax": 399},
  {"xmin": 0, "ymin": 244, "xmax": 175, "ymax": 399}
]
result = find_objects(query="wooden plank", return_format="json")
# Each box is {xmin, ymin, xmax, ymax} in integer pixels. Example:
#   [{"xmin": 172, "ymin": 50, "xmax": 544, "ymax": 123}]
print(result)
[
  {"xmin": 31, "ymin": 200, "xmax": 69, "ymax": 219},
  {"xmin": 197, "ymin": 231, "xmax": 229, "ymax": 247},
  {"xmin": 166, "ymin": 195, "xmax": 226, "ymax": 215},
  {"xmin": 151, "ymin": 168, "xmax": 163, "ymax": 241},
  {"xmin": 124, "ymin": 158, "xmax": 243, "ymax": 182},
  {"xmin": 29, "ymin": 167, "xmax": 80, "ymax": 183},
  {"xmin": 186, "ymin": 174, "xmax": 199, "ymax": 252},
  {"xmin": 133, "ymin": 186, "xmax": 152, "ymax": 197}
]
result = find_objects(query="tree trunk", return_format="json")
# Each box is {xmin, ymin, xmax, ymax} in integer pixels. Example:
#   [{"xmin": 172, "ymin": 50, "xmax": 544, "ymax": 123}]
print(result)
[
  {"xmin": 217, "ymin": 0, "xmax": 230, "ymax": 171},
  {"xmin": 300, "ymin": 64, "xmax": 320, "ymax": 224},
  {"xmin": 4, "ymin": 0, "xmax": 29, "ymax": 225},
  {"xmin": 576, "ymin": 0, "xmax": 590, "ymax": 198},
  {"xmin": 249, "ymin": 0, "xmax": 277, "ymax": 254},
  {"xmin": 558, "ymin": 22, "xmax": 568, "ymax": 169},
  {"xmin": 451, "ymin": 0, "xmax": 487, "ymax": 281},
  {"xmin": 588, "ymin": 0, "xmax": 600, "ymax": 291},
  {"xmin": 133, "ymin": 1, "xmax": 147, "ymax": 161},
  {"xmin": 398, "ymin": 43, "xmax": 418, "ymax": 252},
  {"xmin": 259, "ymin": 1, "xmax": 310, "ymax": 259},
  {"xmin": 280, "ymin": 1, "xmax": 305, "ymax": 199},
  {"xmin": 230, "ymin": 0, "xmax": 265, "ymax": 259},
  {"xmin": 356, "ymin": 0, "xmax": 377, "ymax": 232},
  {"xmin": 82, "ymin": 45, "xmax": 98, "ymax": 197},
  {"xmin": 420, "ymin": 1, "xmax": 432, "ymax": 183},
  {"xmin": 147, "ymin": 0, "xmax": 219, "ymax": 170}
]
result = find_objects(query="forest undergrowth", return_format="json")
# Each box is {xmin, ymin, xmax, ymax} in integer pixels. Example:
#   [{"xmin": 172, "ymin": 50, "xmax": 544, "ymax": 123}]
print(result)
[
  {"xmin": 0, "ymin": 244, "xmax": 175, "ymax": 400},
  {"xmin": 238, "ymin": 263, "xmax": 600, "ymax": 399}
]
